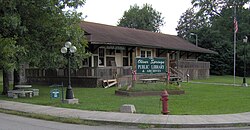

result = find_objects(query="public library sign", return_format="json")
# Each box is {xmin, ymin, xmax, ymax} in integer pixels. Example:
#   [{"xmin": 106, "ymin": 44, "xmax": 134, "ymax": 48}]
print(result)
[{"xmin": 136, "ymin": 58, "xmax": 166, "ymax": 74}]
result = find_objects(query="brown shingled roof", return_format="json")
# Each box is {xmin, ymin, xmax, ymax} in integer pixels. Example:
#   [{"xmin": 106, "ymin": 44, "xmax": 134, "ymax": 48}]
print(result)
[{"xmin": 80, "ymin": 21, "xmax": 216, "ymax": 54}]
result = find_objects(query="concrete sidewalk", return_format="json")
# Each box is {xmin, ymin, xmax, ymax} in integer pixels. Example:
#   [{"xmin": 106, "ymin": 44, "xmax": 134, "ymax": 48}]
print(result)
[{"xmin": 1, "ymin": 100, "xmax": 250, "ymax": 128}]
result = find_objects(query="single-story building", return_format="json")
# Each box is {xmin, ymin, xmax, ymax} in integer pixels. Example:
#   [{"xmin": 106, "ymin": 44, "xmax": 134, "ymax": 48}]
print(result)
[{"xmin": 25, "ymin": 21, "xmax": 216, "ymax": 87}]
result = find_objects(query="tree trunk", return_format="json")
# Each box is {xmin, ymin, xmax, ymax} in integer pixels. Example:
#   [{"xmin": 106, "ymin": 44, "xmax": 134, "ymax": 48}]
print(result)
[
  {"xmin": 2, "ymin": 68, "xmax": 9, "ymax": 95},
  {"xmin": 13, "ymin": 69, "xmax": 20, "ymax": 90}
]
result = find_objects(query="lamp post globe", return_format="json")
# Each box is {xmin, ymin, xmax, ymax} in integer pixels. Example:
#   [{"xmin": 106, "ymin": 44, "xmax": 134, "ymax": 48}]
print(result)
[
  {"xmin": 70, "ymin": 46, "xmax": 77, "ymax": 53},
  {"xmin": 65, "ymin": 41, "xmax": 72, "ymax": 48},
  {"xmin": 61, "ymin": 47, "xmax": 67, "ymax": 54},
  {"xmin": 61, "ymin": 41, "xmax": 77, "ymax": 100}
]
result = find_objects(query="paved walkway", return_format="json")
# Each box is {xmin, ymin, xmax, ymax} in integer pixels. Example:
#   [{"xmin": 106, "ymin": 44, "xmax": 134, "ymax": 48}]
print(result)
[{"xmin": 1, "ymin": 100, "xmax": 250, "ymax": 128}]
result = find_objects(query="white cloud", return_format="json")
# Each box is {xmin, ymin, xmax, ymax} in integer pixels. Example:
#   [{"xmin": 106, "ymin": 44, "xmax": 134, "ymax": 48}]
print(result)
[{"xmin": 78, "ymin": 0, "xmax": 192, "ymax": 35}]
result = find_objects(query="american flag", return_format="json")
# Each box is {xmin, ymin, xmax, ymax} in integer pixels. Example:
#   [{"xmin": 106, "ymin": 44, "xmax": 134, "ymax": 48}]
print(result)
[{"xmin": 234, "ymin": 17, "xmax": 238, "ymax": 33}]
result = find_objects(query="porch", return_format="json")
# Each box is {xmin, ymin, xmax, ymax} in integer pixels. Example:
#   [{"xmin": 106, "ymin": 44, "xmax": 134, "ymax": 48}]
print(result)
[
  {"xmin": 25, "ymin": 60, "xmax": 210, "ymax": 87},
  {"xmin": 25, "ymin": 66, "xmax": 132, "ymax": 87},
  {"xmin": 170, "ymin": 60, "xmax": 210, "ymax": 81}
]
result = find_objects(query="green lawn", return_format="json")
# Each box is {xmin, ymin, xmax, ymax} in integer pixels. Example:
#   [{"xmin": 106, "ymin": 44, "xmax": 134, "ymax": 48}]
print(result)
[
  {"xmin": 193, "ymin": 75, "xmax": 249, "ymax": 85},
  {"xmin": 0, "ymin": 75, "xmax": 250, "ymax": 115}
]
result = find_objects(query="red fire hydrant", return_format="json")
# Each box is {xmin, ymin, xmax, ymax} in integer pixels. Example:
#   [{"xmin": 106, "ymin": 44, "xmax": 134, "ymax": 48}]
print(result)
[{"xmin": 160, "ymin": 90, "xmax": 170, "ymax": 115}]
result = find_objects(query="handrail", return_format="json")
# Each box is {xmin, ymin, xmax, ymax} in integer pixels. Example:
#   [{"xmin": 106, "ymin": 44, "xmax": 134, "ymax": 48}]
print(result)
[
  {"xmin": 26, "ymin": 66, "xmax": 132, "ymax": 79},
  {"xmin": 169, "ymin": 67, "xmax": 184, "ymax": 80},
  {"xmin": 177, "ymin": 60, "xmax": 210, "ymax": 69}
]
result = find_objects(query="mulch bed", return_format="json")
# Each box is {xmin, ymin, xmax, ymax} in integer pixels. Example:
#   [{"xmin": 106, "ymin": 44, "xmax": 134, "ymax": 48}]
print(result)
[{"xmin": 115, "ymin": 90, "xmax": 185, "ymax": 97}]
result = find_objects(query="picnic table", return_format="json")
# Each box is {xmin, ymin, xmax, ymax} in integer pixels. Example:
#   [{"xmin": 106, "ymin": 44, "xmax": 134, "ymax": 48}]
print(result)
[
  {"xmin": 7, "ymin": 85, "xmax": 39, "ymax": 98},
  {"xmin": 15, "ymin": 85, "xmax": 32, "ymax": 89},
  {"xmin": 168, "ymin": 76, "xmax": 182, "ymax": 85},
  {"xmin": 140, "ymin": 78, "xmax": 160, "ymax": 83}
]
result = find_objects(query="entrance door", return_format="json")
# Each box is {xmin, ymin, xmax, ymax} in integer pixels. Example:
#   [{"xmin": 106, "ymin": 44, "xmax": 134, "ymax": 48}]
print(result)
[{"xmin": 115, "ymin": 50, "xmax": 123, "ymax": 67}]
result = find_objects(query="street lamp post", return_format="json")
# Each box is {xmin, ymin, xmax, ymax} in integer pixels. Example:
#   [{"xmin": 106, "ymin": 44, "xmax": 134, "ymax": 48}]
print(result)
[
  {"xmin": 190, "ymin": 33, "xmax": 198, "ymax": 46},
  {"xmin": 61, "ymin": 41, "xmax": 78, "ymax": 103},
  {"xmin": 243, "ymin": 36, "xmax": 248, "ymax": 87}
]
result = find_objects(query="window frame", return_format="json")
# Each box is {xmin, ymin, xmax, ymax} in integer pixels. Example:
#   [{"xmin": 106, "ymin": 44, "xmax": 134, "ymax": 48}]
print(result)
[{"xmin": 140, "ymin": 49, "xmax": 152, "ymax": 58}]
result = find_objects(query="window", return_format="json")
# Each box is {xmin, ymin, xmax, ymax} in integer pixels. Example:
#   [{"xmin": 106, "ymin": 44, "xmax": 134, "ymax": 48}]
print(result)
[
  {"xmin": 93, "ymin": 56, "xmax": 98, "ymax": 67},
  {"xmin": 141, "ymin": 49, "xmax": 152, "ymax": 58},
  {"xmin": 106, "ymin": 57, "xmax": 116, "ymax": 66},
  {"xmin": 99, "ymin": 48, "xmax": 104, "ymax": 66},
  {"xmin": 147, "ymin": 51, "xmax": 152, "ymax": 57},
  {"xmin": 123, "ymin": 50, "xmax": 129, "ymax": 66},
  {"xmin": 82, "ymin": 58, "xmax": 89, "ymax": 67},
  {"xmin": 93, "ymin": 48, "xmax": 98, "ymax": 54},
  {"xmin": 106, "ymin": 49, "xmax": 115, "ymax": 55},
  {"xmin": 123, "ymin": 51, "xmax": 128, "ymax": 56},
  {"xmin": 123, "ymin": 57, "xmax": 128, "ymax": 66},
  {"xmin": 141, "ymin": 51, "xmax": 146, "ymax": 57}
]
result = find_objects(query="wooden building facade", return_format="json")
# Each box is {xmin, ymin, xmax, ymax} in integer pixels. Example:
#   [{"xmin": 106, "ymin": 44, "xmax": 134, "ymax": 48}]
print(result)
[{"xmin": 25, "ymin": 21, "xmax": 216, "ymax": 87}]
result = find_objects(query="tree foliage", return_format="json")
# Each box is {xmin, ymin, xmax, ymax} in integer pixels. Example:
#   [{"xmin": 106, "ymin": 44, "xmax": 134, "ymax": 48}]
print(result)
[
  {"xmin": 118, "ymin": 4, "xmax": 165, "ymax": 32},
  {"xmin": 176, "ymin": 8, "xmax": 209, "ymax": 38},
  {"xmin": 192, "ymin": 0, "xmax": 249, "ymax": 17},
  {"xmin": 0, "ymin": 0, "xmax": 88, "ymax": 94},
  {"xmin": 176, "ymin": 0, "xmax": 250, "ymax": 76}
]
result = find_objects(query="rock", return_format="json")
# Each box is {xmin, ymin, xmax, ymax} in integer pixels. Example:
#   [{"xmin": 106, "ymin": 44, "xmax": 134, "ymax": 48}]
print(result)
[{"xmin": 120, "ymin": 104, "xmax": 136, "ymax": 113}]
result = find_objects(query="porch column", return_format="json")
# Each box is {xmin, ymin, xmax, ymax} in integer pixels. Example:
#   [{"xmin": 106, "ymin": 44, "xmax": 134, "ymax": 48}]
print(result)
[
  {"xmin": 166, "ymin": 53, "xmax": 170, "ymax": 85},
  {"xmin": 132, "ymin": 49, "xmax": 136, "ymax": 87}
]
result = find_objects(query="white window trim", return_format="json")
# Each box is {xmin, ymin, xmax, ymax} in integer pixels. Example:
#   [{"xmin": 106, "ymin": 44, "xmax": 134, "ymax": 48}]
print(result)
[
  {"xmin": 140, "ymin": 49, "xmax": 152, "ymax": 58},
  {"xmin": 98, "ymin": 48, "xmax": 105, "ymax": 67}
]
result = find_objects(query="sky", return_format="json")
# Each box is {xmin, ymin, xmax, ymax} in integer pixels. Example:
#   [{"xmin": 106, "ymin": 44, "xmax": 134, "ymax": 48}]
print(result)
[{"xmin": 78, "ymin": 0, "xmax": 192, "ymax": 35}]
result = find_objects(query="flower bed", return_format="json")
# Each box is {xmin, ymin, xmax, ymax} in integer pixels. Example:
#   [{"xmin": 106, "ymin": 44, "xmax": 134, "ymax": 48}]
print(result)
[{"xmin": 115, "ymin": 89, "xmax": 185, "ymax": 97}]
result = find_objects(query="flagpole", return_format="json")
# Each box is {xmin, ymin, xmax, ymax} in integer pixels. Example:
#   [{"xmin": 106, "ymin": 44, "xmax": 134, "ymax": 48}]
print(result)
[{"xmin": 233, "ymin": 5, "xmax": 236, "ymax": 86}]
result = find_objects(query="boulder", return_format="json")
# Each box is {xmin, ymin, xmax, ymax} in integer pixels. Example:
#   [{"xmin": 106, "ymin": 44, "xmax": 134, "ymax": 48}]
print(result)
[{"xmin": 120, "ymin": 104, "xmax": 136, "ymax": 113}]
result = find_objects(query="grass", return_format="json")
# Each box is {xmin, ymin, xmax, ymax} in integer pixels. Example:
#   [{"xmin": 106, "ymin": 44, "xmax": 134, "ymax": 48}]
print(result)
[
  {"xmin": 170, "ymin": 83, "xmax": 250, "ymax": 115},
  {"xmin": 193, "ymin": 75, "xmax": 249, "ymax": 84},
  {"xmin": 0, "ymin": 75, "xmax": 250, "ymax": 115}
]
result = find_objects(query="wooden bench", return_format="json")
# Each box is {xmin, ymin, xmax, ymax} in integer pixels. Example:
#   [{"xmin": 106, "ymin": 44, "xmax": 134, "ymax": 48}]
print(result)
[{"xmin": 140, "ymin": 78, "xmax": 160, "ymax": 83}]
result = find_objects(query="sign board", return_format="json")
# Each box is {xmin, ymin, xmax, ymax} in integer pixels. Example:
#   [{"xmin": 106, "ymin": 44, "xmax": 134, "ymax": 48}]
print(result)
[
  {"xmin": 136, "ymin": 58, "xmax": 166, "ymax": 74},
  {"xmin": 50, "ymin": 89, "xmax": 60, "ymax": 98}
]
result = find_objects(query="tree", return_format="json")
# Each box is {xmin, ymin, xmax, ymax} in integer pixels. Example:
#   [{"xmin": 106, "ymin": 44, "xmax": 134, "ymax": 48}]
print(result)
[
  {"xmin": 118, "ymin": 4, "xmax": 165, "ymax": 32},
  {"xmin": 0, "ymin": 38, "xmax": 20, "ymax": 94},
  {"xmin": 198, "ymin": 7, "xmax": 250, "ymax": 75},
  {"xmin": 0, "ymin": 0, "xmax": 25, "ymax": 94},
  {"xmin": 176, "ymin": 0, "xmax": 250, "ymax": 75},
  {"xmin": 191, "ymin": 0, "xmax": 249, "ymax": 17},
  {"xmin": 0, "ymin": 0, "xmax": 88, "ymax": 94},
  {"xmin": 176, "ymin": 8, "xmax": 197, "ymax": 38}
]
